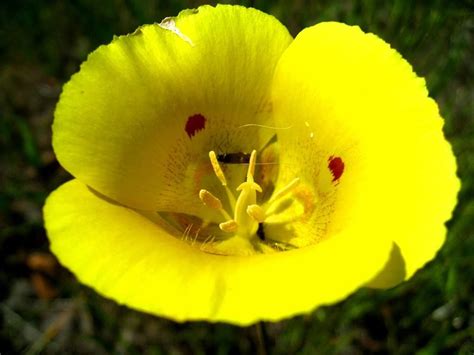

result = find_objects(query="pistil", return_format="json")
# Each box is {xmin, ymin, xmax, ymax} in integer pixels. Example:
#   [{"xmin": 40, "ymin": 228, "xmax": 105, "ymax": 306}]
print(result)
[{"xmin": 232, "ymin": 150, "xmax": 261, "ymax": 239}]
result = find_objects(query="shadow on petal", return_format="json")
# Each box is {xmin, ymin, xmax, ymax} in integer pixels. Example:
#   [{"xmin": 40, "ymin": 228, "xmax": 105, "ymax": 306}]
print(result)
[{"xmin": 365, "ymin": 242, "xmax": 406, "ymax": 289}]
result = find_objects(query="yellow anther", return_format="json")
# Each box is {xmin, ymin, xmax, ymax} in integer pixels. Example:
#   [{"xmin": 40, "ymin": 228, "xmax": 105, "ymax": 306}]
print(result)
[
  {"xmin": 209, "ymin": 151, "xmax": 227, "ymax": 186},
  {"xmin": 219, "ymin": 220, "xmax": 239, "ymax": 233},
  {"xmin": 247, "ymin": 204, "xmax": 266, "ymax": 223},
  {"xmin": 199, "ymin": 189, "xmax": 222, "ymax": 210},
  {"xmin": 199, "ymin": 189, "xmax": 233, "ymax": 220},
  {"xmin": 208, "ymin": 150, "xmax": 236, "ymax": 208}
]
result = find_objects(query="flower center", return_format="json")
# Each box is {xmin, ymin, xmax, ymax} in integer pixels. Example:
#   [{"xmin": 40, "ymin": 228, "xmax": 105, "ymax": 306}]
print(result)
[{"xmin": 198, "ymin": 149, "xmax": 302, "ymax": 255}]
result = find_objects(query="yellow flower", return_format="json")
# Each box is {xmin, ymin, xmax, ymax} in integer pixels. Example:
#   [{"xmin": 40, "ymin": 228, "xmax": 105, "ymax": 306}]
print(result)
[{"xmin": 44, "ymin": 5, "xmax": 459, "ymax": 325}]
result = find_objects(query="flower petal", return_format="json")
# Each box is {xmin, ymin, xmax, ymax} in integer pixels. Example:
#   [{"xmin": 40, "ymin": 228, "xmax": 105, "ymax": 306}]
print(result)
[
  {"xmin": 53, "ymin": 5, "xmax": 292, "ymax": 218},
  {"xmin": 44, "ymin": 180, "xmax": 392, "ymax": 325},
  {"xmin": 272, "ymin": 22, "xmax": 460, "ymax": 281}
]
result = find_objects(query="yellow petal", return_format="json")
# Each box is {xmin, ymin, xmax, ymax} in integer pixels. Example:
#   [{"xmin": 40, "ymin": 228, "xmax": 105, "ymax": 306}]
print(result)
[
  {"xmin": 272, "ymin": 22, "xmax": 460, "ymax": 282},
  {"xmin": 44, "ymin": 180, "xmax": 392, "ymax": 325},
  {"xmin": 53, "ymin": 5, "xmax": 292, "ymax": 218}
]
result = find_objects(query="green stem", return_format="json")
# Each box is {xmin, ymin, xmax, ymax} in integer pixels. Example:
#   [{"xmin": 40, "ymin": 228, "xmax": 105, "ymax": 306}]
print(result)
[{"xmin": 255, "ymin": 321, "xmax": 269, "ymax": 355}]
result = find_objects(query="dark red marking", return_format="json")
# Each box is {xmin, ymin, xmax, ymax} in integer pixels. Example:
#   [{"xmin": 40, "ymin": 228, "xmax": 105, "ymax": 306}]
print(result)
[
  {"xmin": 328, "ymin": 156, "xmax": 344, "ymax": 182},
  {"xmin": 185, "ymin": 114, "xmax": 206, "ymax": 138}
]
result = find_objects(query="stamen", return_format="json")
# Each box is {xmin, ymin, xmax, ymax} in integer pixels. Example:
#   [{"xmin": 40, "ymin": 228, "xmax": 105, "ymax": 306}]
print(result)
[
  {"xmin": 225, "ymin": 187, "xmax": 237, "ymax": 209},
  {"xmin": 265, "ymin": 200, "xmax": 305, "ymax": 224},
  {"xmin": 209, "ymin": 151, "xmax": 227, "ymax": 186},
  {"xmin": 247, "ymin": 204, "xmax": 266, "ymax": 223},
  {"xmin": 209, "ymin": 150, "xmax": 236, "ymax": 208},
  {"xmin": 219, "ymin": 220, "xmax": 239, "ymax": 233},
  {"xmin": 199, "ymin": 189, "xmax": 222, "ymax": 209},
  {"xmin": 199, "ymin": 189, "xmax": 232, "ymax": 220},
  {"xmin": 268, "ymin": 178, "xmax": 300, "ymax": 203},
  {"xmin": 264, "ymin": 178, "xmax": 302, "ymax": 217},
  {"xmin": 198, "ymin": 147, "xmax": 304, "ymax": 250}
]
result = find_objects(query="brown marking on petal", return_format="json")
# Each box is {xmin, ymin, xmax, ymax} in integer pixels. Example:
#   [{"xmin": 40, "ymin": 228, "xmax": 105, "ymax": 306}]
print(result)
[
  {"xmin": 328, "ymin": 156, "xmax": 344, "ymax": 182},
  {"xmin": 185, "ymin": 114, "xmax": 206, "ymax": 138}
]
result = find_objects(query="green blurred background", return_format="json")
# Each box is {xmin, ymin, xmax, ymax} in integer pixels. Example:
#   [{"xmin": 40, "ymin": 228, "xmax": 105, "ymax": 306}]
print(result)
[{"xmin": 1, "ymin": 0, "xmax": 473, "ymax": 354}]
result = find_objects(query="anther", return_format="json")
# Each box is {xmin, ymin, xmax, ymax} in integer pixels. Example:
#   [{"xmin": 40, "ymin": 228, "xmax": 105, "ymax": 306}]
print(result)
[
  {"xmin": 247, "ymin": 204, "xmax": 266, "ymax": 223},
  {"xmin": 219, "ymin": 220, "xmax": 239, "ymax": 233},
  {"xmin": 209, "ymin": 151, "xmax": 227, "ymax": 186},
  {"xmin": 199, "ymin": 189, "xmax": 232, "ymax": 220},
  {"xmin": 199, "ymin": 189, "xmax": 222, "ymax": 210},
  {"xmin": 209, "ymin": 150, "xmax": 236, "ymax": 208}
]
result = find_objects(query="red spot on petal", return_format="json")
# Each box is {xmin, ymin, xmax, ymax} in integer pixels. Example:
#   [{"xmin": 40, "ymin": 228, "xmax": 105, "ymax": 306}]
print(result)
[
  {"xmin": 185, "ymin": 114, "xmax": 206, "ymax": 138},
  {"xmin": 328, "ymin": 156, "xmax": 344, "ymax": 182}
]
